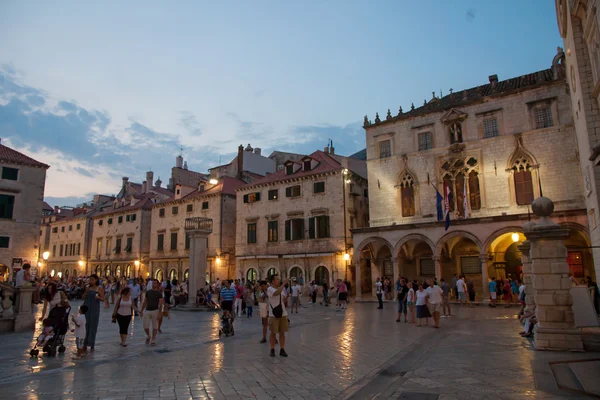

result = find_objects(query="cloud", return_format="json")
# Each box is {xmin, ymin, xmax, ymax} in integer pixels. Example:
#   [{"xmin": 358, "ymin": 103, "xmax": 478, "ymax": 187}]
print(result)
[{"xmin": 179, "ymin": 111, "xmax": 202, "ymax": 137}]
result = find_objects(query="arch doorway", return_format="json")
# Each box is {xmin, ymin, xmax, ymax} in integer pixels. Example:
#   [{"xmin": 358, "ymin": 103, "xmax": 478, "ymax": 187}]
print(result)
[
  {"xmin": 439, "ymin": 232, "xmax": 483, "ymax": 299},
  {"xmin": 314, "ymin": 266, "xmax": 329, "ymax": 285},
  {"xmin": 289, "ymin": 266, "xmax": 303, "ymax": 283},
  {"xmin": 155, "ymin": 269, "xmax": 163, "ymax": 281},
  {"xmin": 95, "ymin": 265, "xmax": 101, "ymax": 275},
  {"xmin": 125, "ymin": 264, "xmax": 131, "ymax": 278},
  {"xmin": 105, "ymin": 265, "xmax": 111, "ymax": 277},
  {"xmin": 246, "ymin": 268, "xmax": 257, "ymax": 282},
  {"xmin": 184, "ymin": 269, "xmax": 189, "ymax": 281},
  {"xmin": 357, "ymin": 238, "xmax": 393, "ymax": 297},
  {"xmin": 115, "ymin": 265, "xmax": 121, "ymax": 278},
  {"xmin": 169, "ymin": 269, "xmax": 177, "ymax": 282},
  {"xmin": 397, "ymin": 236, "xmax": 435, "ymax": 280},
  {"xmin": 267, "ymin": 268, "xmax": 278, "ymax": 282}
]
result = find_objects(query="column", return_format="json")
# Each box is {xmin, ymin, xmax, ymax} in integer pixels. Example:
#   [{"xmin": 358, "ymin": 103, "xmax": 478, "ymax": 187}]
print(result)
[
  {"xmin": 518, "ymin": 235, "xmax": 535, "ymax": 314},
  {"xmin": 434, "ymin": 256, "xmax": 442, "ymax": 282},
  {"xmin": 479, "ymin": 254, "xmax": 490, "ymax": 304},
  {"xmin": 525, "ymin": 197, "xmax": 583, "ymax": 351},
  {"xmin": 355, "ymin": 261, "xmax": 361, "ymax": 300},
  {"xmin": 392, "ymin": 257, "xmax": 400, "ymax": 298},
  {"xmin": 187, "ymin": 231, "xmax": 209, "ymax": 305}
]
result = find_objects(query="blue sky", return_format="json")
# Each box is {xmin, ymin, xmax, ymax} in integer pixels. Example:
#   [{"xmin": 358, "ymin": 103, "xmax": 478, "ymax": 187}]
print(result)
[{"xmin": 0, "ymin": 0, "xmax": 562, "ymax": 206}]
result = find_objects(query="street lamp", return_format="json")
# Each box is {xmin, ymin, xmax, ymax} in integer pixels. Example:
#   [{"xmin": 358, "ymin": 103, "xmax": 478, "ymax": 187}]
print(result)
[
  {"xmin": 209, "ymin": 179, "xmax": 218, "ymax": 185},
  {"xmin": 42, "ymin": 251, "xmax": 50, "ymax": 261},
  {"xmin": 511, "ymin": 233, "xmax": 520, "ymax": 243},
  {"xmin": 343, "ymin": 253, "xmax": 350, "ymax": 261},
  {"xmin": 78, "ymin": 260, "xmax": 84, "ymax": 267}
]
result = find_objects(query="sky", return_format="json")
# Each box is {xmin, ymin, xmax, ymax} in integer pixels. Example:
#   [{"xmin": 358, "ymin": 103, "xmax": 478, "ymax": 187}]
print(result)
[{"xmin": 0, "ymin": 0, "xmax": 562, "ymax": 206}]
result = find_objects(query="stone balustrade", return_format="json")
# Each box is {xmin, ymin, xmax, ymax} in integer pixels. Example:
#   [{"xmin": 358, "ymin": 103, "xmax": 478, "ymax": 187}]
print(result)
[{"xmin": 0, "ymin": 284, "xmax": 36, "ymax": 333}]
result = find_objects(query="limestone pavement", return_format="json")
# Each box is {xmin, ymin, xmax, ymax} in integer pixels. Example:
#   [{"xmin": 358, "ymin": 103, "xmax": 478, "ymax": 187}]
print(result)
[{"xmin": 0, "ymin": 300, "xmax": 597, "ymax": 400}]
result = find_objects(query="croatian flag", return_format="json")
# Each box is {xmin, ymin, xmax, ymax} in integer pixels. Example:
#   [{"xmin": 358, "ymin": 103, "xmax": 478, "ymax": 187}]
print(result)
[
  {"xmin": 463, "ymin": 178, "xmax": 469, "ymax": 219},
  {"xmin": 444, "ymin": 181, "xmax": 452, "ymax": 231}
]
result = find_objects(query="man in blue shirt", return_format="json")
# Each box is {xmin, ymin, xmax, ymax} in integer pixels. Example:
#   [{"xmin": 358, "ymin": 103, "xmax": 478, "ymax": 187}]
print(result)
[
  {"xmin": 489, "ymin": 277, "xmax": 497, "ymax": 307},
  {"xmin": 220, "ymin": 280, "xmax": 237, "ymax": 318}
]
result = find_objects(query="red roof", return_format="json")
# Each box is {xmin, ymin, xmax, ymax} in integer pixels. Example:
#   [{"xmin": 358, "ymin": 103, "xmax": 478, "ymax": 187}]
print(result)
[
  {"xmin": 239, "ymin": 150, "xmax": 342, "ymax": 189},
  {"xmin": 93, "ymin": 195, "xmax": 156, "ymax": 217},
  {"xmin": 0, "ymin": 143, "xmax": 50, "ymax": 168},
  {"xmin": 157, "ymin": 176, "xmax": 247, "ymax": 205}
]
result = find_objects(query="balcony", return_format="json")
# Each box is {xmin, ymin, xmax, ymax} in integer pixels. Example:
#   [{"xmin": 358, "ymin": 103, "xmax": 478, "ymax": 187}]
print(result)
[{"xmin": 185, "ymin": 217, "xmax": 213, "ymax": 233}]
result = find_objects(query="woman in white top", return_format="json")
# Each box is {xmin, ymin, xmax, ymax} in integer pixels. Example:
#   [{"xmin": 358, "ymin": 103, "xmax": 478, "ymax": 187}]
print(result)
[
  {"xmin": 112, "ymin": 287, "xmax": 134, "ymax": 347},
  {"xmin": 415, "ymin": 284, "xmax": 431, "ymax": 327},
  {"xmin": 406, "ymin": 282, "xmax": 416, "ymax": 324},
  {"xmin": 39, "ymin": 282, "xmax": 70, "ymax": 322}
]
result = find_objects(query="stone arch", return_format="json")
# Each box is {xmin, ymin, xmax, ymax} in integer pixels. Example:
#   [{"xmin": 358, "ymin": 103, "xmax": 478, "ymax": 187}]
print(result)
[
  {"xmin": 483, "ymin": 226, "xmax": 525, "ymax": 252},
  {"xmin": 435, "ymin": 230, "xmax": 484, "ymax": 256},
  {"xmin": 559, "ymin": 222, "xmax": 590, "ymax": 241},
  {"xmin": 288, "ymin": 264, "xmax": 304, "ymax": 280},
  {"xmin": 506, "ymin": 135, "xmax": 539, "ymax": 170},
  {"xmin": 356, "ymin": 237, "xmax": 394, "ymax": 255},
  {"xmin": 245, "ymin": 267, "xmax": 258, "ymax": 282},
  {"xmin": 394, "ymin": 233, "xmax": 436, "ymax": 257},
  {"xmin": 265, "ymin": 266, "xmax": 280, "ymax": 282},
  {"xmin": 313, "ymin": 264, "xmax": 330, "ymax": 285}
]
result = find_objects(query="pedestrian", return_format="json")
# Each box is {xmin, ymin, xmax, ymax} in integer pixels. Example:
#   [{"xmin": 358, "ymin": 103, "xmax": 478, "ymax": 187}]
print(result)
[
  {"xmin": 320, "ymin": 280, "xmax": 329, "ymax": 306},
  {"xmin": 415, "ymin": 284, "xmax": 430, "ymax": 327},
  {"xmin": 290, "ymin": 280, "xmax": 301, "ymax": 313},
  {"xmin": 396, "ymin": 278, "xmax": 408, "ymax": 322},
  {"xmin": 103, "ymin": 277, "xmax": 111, "ymax": 308},
  {"xmin": 489, "ymin": 277, "xmax": 497, "ymax": 307},
  {"xmin": 439, "ymin": 278, "xmax": 451, "ymax": 317},
  {"xmin": 311, "ymin": 281, "xmax": 318, "ymax": 304},
  {"xmin": 140, "ymin": 279, "xmax": 163, "ymax": 346},
  {"xmin": 518, "ymin": 280, "xmax": 526, "ymax": 317},
  {"xmin": 258, "ymin": 280, "xmax": 269, "ymax": 343},
  {"xmin": 467, "ymin": 279, "xmax": 475, "ymax": 306},
  {"xmin": 131, "ymin": 278, "xmax": 141, "ymax": 316},
  {"xmin": 220, "ymin": 280, "xmax": 236, "ymax": 322},
  {"xmin": 268, "ymin": 276, "xmax": 289, "ymax": 357},
  {"xmin": 502, "ymin": 279, "xmax": 512, "ymax": 307},
  {"xmin": 245, "ymin": 283, "xmax": 254, "ymax": 318},
  {"xmin": 308, "ymin": 281, "xmax": 314, "ymax": 304},
  {"xmin": 376, "ymin": 277, "xmax": 383, "ymax": 309},
  {"xmin": 337, "ymin": 279, "xmax": 348, "ymax": 311},
  {"xmin": 511, "ymin": 278, "xmax": 519, "ymax": 303},
  {"xmin": 426, "ymin": 280, "xmax": 443, "ymax": 328},
  {"xmin": 15, "ymin": 263, "xmax": 31, "ymax": 287},
  {"xmin": 39, "ymin": 281, "xmax": 70, "ymax": 322},
  {"xmin": 407, "ymin": 281, "xmax": 416, "ymax": 323},
  {"xmin": 234, "ymin": 279, "xmax": 244, "ymax": 317},
  {"xmin": 70, "ymin": 304, "xmax": 88, "ymax": 357},
  {"xmin": 82, "ymin": 274, "xmax": 104, "ymax": 352},
  {"xmin": 451, "ymin": 274, "xmax": 458, "ymax": 300},
  {"xmin": 456, "ymin": 275, "xmax": 467, "ymax": 306},
  {"xmin": 112, "ymin": 287, "xmax": 134, "ymax": 347}
]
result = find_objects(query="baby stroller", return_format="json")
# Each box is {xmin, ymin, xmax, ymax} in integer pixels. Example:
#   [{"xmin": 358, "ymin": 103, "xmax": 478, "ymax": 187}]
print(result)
[
  {"xmin": 30, "ymin": 306, "xmax": 71, "ymax": 357},
  {"xmin": 218, "ymin": 312, "xmax": 234, "ymax": 337}
]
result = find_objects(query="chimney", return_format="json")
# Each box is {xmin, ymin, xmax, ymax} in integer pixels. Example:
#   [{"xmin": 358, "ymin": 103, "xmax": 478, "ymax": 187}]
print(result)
[
  {"xmin": 122, "ymin": 177, "xmax": 129, "ymax": 194},
  {"xmin": 54, "ymin": 206, "xmax": 59, "ymax": 214},
  {"xmin": 330, "ymin": 140, "xmax": 335, "ymax": 154},
  {"xmin": 155, "ymin": 177, "xmax": 162, "ymax": 188},
  {"xmin": 237, "ymin": 144, "xmax": 244, "ymax": 179},
  {"xmin": 254, "ymin": 147, "xmax": 261, "ymax": 156},
  {"xmin": 176, "ymin": 155, "xmax": 183, "ymax": 168},
  {"xmin": 324, "ymin": 146, "xmax": 330, "ymax": 153},
  {"xmin": 489, "ymin": 74, "xmax": 498, "ymax": 87},
  {"xmin": 146, "ymin": 171, "xmax": 154, "ymax": 191},
  {"xmin": 142, "ymin": 181, "xmax": 147, "ymax": 194},
  {"xmin": 183, "ymin": 161, "xmax": 188, "ymax": 170}
]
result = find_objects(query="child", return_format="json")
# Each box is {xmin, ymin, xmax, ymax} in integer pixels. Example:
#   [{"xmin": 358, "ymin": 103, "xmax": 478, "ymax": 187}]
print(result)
[
  {"xmin": 37, "ymin": 319, "xmax": 54, "ymax": 347},
  {"xmin": 71, "ymin": 305, "xmax": 88, "ymax": 356},
  {"xmin": 221, "ymin": 309, "xmax": 232, "ymax": 332},
  {"xmin": 245, "ymin": 288, "xmax": 254, "ymax": 318}
]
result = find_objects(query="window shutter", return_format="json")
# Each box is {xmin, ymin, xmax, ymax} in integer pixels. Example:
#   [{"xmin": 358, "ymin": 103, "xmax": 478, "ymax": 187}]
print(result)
[
  {"xmin": 285, "ymin": 220, "xmax": 291, "ymax": 241},
  {"xmin": 255, "ymin": 192, "xmax": 261, "ymax": 201},
  {"xmin": 514, "ymin": 171, "xmax": 534, "ymax": 206},
  {"xmin": 298, "ymin": 218, "xmax": 305, "ymax": 239},
  {"xmin": 286, "ymin": 187, "xmax": 292, "ymax": 197},
  {"xmin": 243, "ymin": 194, "xmax": 249, "ymax": 203},
  {"xmin": 325, "ymin": 216, "xmax": 330, "ymax": 238},
  {"xmin": 309, "ymin": 217, "xmax": 315, "ymax": 239}
]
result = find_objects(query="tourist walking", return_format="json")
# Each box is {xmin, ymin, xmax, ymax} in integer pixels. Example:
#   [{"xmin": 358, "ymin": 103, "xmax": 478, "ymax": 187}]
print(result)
[
  {"xmin": 407, "ymin": 282, "xmax": 416, "ymax": 323},
  {"xmin": 70, "ymin": 305, "xmax": 88, "ymax": 357},
  {"xmin": 502, "ymin": 279, "xmax": 512, "ymax": 307},
  {"xmin": 234, "ymin": 279, "xmax": 244, "ymax": 317},
  {"xmin": 489, "ymin": 277, "xmax": 497, "ymax": 307},
  {"xmin": 426, "ymin": 280, "xmax": 443, "ymax": 328},
  {"xmin": 290, "ymin": 280, "xmax": 301, "ymax": 313},
  {"xmin": 112, "ymin": 287, "xmax": 134, "ymax": 347},
  {"xmin": 415, "ymin": 284, "xmax": 430, "ymax": 327},
  {"xmin": 439, "ymin": 278, "xmax": 451, "ymax": 316},
  {"xmin": 456, "ymin": 275, "xmax": 467, "ymax": 305},
  {"xmin": 268, "ymin": 276, "xmax": 289, "ymax": 357},
  {"xmin": 131, "ymin": 278, "xmax": 141, "ymax": 316},
  {"xmin": 376, "ymin": 277, "xmax": 383, "ymax": 309},
  {"xmin": 245, "ymin": 283, "xmax": 254, "ymax": 318},
  {"xmin": 220, "ymin": 280, "xmax": 236, "ymax": 322},
  {"xmin": 39, "ymin": 281, "xmax": 70, "ymax": 322},
  {"xmin": 82, "ymin": 274, "xmax": 104, "ymax": 352},
  {"xmin": 140, "ymin": 279, "xmax": 163, "ymax": 346},
  {"xmin": 396, "ymin": 279, "xmax": 408, "ymax": 322},
  {"xmin": 467, "ymin": 279, "xmax": 475, "ymax": 306},
  {"xmin": 258, "ymin": 281, "xmax": 269, "ymax": 343}
]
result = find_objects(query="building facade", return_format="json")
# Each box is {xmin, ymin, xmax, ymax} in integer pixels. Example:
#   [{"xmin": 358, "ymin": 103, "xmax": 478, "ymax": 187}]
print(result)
[
  {"xmin": 148, "ymin": 177, "xmax": 245, "ymax": 283},
  {"xmin": 556, "ymin": 0, "xmax": 600, "ymax": 281},
  {"xmin": 352, "ymin": 52, "xmax": 593, "ymax": 300},
  {"xmin": 46, "ymin": 211, "xmax": 92, "ymax": 279},
  {"xmin": 0, "ymin": 141, "xmax": 49, "ymax": 281},
  {"xmin": 235, "ymin": 149, "xmax": 369, "ymax": 286}
]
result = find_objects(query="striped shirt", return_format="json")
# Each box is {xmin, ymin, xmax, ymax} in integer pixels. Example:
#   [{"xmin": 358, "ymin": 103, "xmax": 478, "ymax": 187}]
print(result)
[{"xmin": 220, "ymin": 287, "xmax": 236, "ymax": 301}]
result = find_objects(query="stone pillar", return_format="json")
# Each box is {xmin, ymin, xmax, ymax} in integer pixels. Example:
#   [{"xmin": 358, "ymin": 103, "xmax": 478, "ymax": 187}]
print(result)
[
  {"xmin": 13, "ymin": 286, "xmax": 35, "ymax": 331},
  {"xmin": 518, "ymin": 227, "xmax": 535, "ymax": 314},
  {"xmin": 434, "ymin": 256, "xmax": 442, "ymax": 281},
  {"xmin": 479, "ymin": 254, "xmax": 490, "ymax": 303},
  {"xmin": 188, "ymin": 232, "xmax": 209, "ymax": 303},
  {"xmin": 525, "ymin": 197, "xmax": 584, "ymax": 351},
  {"xmin": 355, "ymin": 262, "xmax": 361, "ymax": 300},
  {"xmin": 392, "ymin": 257, "xmax": 400, "ymax": 297}
]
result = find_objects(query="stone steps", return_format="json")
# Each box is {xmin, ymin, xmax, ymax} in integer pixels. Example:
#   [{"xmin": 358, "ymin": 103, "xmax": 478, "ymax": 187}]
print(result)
[{"xmin": 550, "ymin": 359, "xmax": 600, "ymax": 398}]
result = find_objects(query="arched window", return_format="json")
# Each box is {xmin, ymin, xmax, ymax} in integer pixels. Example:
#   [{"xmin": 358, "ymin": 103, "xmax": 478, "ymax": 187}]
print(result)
[
  {"xmin": 65, "ymin": 269, "xmax": 69, "ymax": 279},
  {"xmin": 155, "ymin": 269, "xmax": 163, "ymax": 281},
  {"xmin": 314, "ymin": 266, "xmax": 329, "ymax": 285},
  {"xmin": 399, "ymin": 173, "xmax": 415, "ymax": 217},
  {"xmin": 267, "ymin": 268, "xmax": 278, "ymax": 282},
  {"xmin": 169, "ymin": 269, "xmax": 177, "ymax": 282},
  {"xmin": 289, "ymin": 266, "xmax": 303, "ymax": 281},
  {"xmin": 125, "ymin": 264, "xmax": 131, "ymax": 278},
  {"xmin": 246, "ymin": 268, "xmax": 257, "ymax": 282},
  {"xmin": 468, "ymin": 170, "xmax": 481, "ymax": 210},
  {"xmin": 512, "ymin": 157, "xmax": 534, "ymax": 205},
  {"xmin": 456, "ymin": 172, "xmax": 465, "ymax": 217},
  {"xmin": 95, "ymin": 265, "xmax": 101, "ymax": 275},
  {"xmin": 72, "ymin": 269, "xmax": 77, "ymax": 277},
  {"xmin": 442, "ymin": 175, "xmax": 455, "ymax": 212},
  {"xmin": 105, "ymin": 265, "xmax": 111, "ymax": 277},
  {"xmin": 115, "ymin": 265, "xmax": 121, "ymax": 278},
  {"xmin": 184, "ymin": 269, "xmax": 189, "ymax": 281}
]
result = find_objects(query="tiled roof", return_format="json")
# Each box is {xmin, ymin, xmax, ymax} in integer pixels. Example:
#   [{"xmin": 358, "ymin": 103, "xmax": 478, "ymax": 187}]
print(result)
[
  {"xmin": 93, "ymin": 195, "xmax": 156, "ymax": 217},
  {"xmin": 0, "ymin": 143, "xmax": 50, "ymax": 168},
  {"xmin": 150, "ymin": 186, "xmax": 173, "ymax": 197},
  {"xmin": 157, "ymin": 176, "xmax": 247, "ymax": 205},
  {"xmin": 368, "ymin": 68, "xmax": 557, "ymax": 127},
  {"xmin": 349, "ymin": 148, "xmax": 367, "ymax": 160},
  {"xmin": 42, "ymin": 201, "xmax": 53, "ymax": 211},
  {"xmin": 238, "ymin": 150, "xmax": 343, "ymax": 190}
]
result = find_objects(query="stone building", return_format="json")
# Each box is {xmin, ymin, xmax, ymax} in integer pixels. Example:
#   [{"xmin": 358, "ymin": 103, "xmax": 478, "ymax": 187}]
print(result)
[
  {"xmin": 351, "ymin": 51, "xmax": 594, "ymax": 300},
  {"xmin": 89, "ymin": 175, "xmax": 172, "ymax": 278},
  {"xmin": 148, "ymin": 176, "xmax": 246, "ymax": 283},
  {"xmin": 555, "ymin": 0, "xmax": 600, "ymax": 281},
  {"xmin": 0, "ymin": 141, "xmax": 49, "ymax": 281},
  {"xmin": 235, "ymin": 148, "xmax": 369, "ymax": 285}
]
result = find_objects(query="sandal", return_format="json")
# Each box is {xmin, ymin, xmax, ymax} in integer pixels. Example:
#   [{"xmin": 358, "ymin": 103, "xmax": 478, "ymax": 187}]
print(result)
[
  {"xmin": 151, "ymin": 342, "xmax": 156, "ymax": 346},
  {"xmin": 120, "ymin": 343, "xmax": 128, "ymax": 347},
  {"xmin": 145, "ymin": 337, "xmax": 150, "ymax": 344}
]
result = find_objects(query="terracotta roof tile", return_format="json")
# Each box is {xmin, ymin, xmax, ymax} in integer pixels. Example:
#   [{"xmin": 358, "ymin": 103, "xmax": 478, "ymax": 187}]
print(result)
[{"xmin": 0, "ymin": 143, "xmax": 50, "ymax": 168}]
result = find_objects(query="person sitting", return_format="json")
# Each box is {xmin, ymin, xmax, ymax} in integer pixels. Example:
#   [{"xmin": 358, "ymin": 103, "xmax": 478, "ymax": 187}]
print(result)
[
  {"xmin": 37, "ymin": 319, "xmax": 55, "ymax": 347},
  {"xmin": 196, "ymin": 289, "xmax": 206, "ymax": 306},
  {"xmin": 519, "ymin": 307, "xmax": 537, "ymax": 338}
]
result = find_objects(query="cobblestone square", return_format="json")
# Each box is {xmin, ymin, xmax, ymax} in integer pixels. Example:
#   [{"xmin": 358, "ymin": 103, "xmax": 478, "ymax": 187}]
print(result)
[{"xmin": 0, "ymin": 301, "xmax": 597, "ymax": 399}]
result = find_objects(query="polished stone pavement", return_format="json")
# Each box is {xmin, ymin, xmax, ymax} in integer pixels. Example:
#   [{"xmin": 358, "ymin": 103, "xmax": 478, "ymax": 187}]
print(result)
[{"xmin": 0, "ymin": 300, "xmax": 598, "ymax": 399}]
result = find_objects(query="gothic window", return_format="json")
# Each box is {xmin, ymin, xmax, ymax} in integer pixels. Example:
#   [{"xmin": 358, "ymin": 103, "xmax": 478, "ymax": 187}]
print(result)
[
  {"xmin": 512, "ymin": 157, "xmax": 534, "ymax": 205},
  {"xmin": 449, "ymin": 122, "xmax": 463, "ymax": 144},
  {"xmin": 399, "ymin": 173, "xmax": 415, "ymax": 217},
  {"xmin": 455, "ymin": 172, "xmax": 465, "ymax": 217},
  {"xmin": 468, "ymin": 170, "xmax": 481, "ymax": 210}
]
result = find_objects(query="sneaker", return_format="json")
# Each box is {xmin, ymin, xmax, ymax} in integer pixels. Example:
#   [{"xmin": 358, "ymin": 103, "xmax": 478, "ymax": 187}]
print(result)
[
  {"xmin": 280, "ymin": 349, "xmax": 288, "ymax": 357},
  {"xmin": 260, "ymin": 338, "xmax": 267, "ymax": 344},
  {"xmin": 270, "ymin": 349, "xmax": 275, "ymax": 357}
]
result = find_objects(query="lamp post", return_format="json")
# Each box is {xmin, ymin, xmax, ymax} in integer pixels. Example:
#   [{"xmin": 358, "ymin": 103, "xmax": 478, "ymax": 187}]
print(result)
[
  {"xmin": 342, "ymin": 169, "xmax": 351, "ymax": 280},
  {"xmin": 40, "ymin": 251, "xmax": 50, "ymax": 277}
]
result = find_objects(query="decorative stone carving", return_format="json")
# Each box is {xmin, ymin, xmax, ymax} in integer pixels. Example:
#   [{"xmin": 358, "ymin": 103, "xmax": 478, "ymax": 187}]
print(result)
[
  {"xmin": 363, "ymin": 115, "xmax": 370, "ymax": 128},
  {"xmin": 398, "ymin": 106, "xmax": 403, "ymax": 116},
  {"xmin": 375, "ymin": 113, "xmax": 381, "ymax": 123},
  {"xmin": 386, "ymin": 109, "xmax": 392, "ymax": 120}
]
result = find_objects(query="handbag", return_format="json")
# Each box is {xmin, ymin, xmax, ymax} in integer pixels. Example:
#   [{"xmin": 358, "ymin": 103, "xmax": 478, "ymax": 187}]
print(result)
[{"xmin": 270, "ymin": 293, "xmax": 283, "ymax": 318}]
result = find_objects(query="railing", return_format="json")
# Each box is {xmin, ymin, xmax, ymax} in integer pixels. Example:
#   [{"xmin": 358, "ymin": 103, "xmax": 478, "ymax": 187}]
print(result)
[{"xmin": 185, "ymin": 217, "xmax": 213, "ymax": 232}]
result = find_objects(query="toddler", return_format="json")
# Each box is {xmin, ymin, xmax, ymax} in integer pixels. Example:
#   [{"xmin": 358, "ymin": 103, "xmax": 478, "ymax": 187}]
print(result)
[
  {"xmin": 245, "ymin": 290, "xmax": 254, "ymax": 318},
  {"xmin": 36, "ymin": 319, "xmax": 54, "ymax": 347},
  {"xmin": 71, "ymin": 305, "xmax": 88, "ymax": 356}
]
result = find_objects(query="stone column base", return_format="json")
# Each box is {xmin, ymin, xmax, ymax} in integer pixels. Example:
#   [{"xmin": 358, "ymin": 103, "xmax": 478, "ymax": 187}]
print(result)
[{"xmin": 534, "ymin": 327, "xmax": 584, "ymax": 351}]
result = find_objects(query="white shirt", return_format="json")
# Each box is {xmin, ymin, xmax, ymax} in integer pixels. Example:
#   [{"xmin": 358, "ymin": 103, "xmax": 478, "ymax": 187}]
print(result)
[
  {"xmin": 407, "ymin": 288, "xmax": 415, "ymax": 303},
  {"xmin": 73, "ymin": 314, "xmax": 86, "ymax": 338},
  {"xmin": 15, "ymin": 269, "xmax": 26, "ymax": 287},
  {"xmin": 426, "ymin": 285, "xmax": 443, "ymax": 304},
  {"xmin": 376, "ymin": 281, "xmax": 383, "ymax": 294},
  {"xmin": 267, "ymin": 286, "xmax": 288, "ymax": 318},
  {"xmin": 130, "ymin": 284, "xmax": 141, "ymax": 299},
  {"xmin": 291, "ymin": 285, "xmax": 301, "ymax": 297},
  {"xmin": 416, "ymin": 290, "xmax": 428, "ymax": 306},
  {"xmin": 146, "ymin": 281, "xmax": 153, "ymax": 291},
  {"xmin": 456, "ymin": 279, "xmax": 465, "ymax": 293}
]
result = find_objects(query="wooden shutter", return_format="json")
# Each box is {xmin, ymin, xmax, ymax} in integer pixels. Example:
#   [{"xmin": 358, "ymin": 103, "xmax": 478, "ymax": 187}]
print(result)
[
  {"xmin": 309, "ymin": 217, "xmax": 315, "ymax": 239},
  {"xmin": 243, "ymin": 194, "xmax": 249, "ymax": 203},
  {"xmin": 401, "ymin": 186, "xmax": 415, "ymax": 217},
  {"xmin": 297, "ymin": 219, "xmax": 305, "ymax": 239},
  {"xmin": 255, "ymin": 192, "xmax": 261, "ymax": 201},
  {"xmin": 285, "ymin": 220, "xmax": 291, "ymax": 241},
  {"xmin": 468, "ymin": 171, "xmax": 481, "ymax": 210},
  {"xmin": 455, "ymin": 173, "xmax": 465, "ymax": 217},
  {"xmin": 286, "ymin": 187, "xmax": 292, "ymax": 197},
  {"xmin": 515, "ymin": 171, "xmax": 534, "ymax": 205},
  {"xmin": 324, "ymin": 215, "xmax": 330, "ymax": 238}
]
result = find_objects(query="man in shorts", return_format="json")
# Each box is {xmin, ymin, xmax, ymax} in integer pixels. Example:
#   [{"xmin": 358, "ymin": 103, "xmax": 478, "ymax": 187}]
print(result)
[
  {"xmin": 220, "ymin": 280, "xmax": 236, "ymax": 319},
  {"xmin": 140, "ymin": 279, "xmax": 164, "ymax": 346},
  {"xmin": 426, "ymin": 279, "xmax": 444, "ymax": 328},
  {"xmin": 258, "ymin": 280, "xmax": 269, "ymax": 343},
  {"xmin": 268, "ymin": 275, "xmax": 289, "ymax": 357},
  {"xmin": 440, "ymin": 278, "xmax": 452, "ymax": 317},
  {"xmin": 489, "ymin": 277, "xmax": 498, "ymax": 307},
  {"xmin": 456, "ymin": 275, "xmax": 467, "ymax": 305},
  {"xmin": 290, "ymin": 279, "xmax": 301, "ymax": 314}
]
